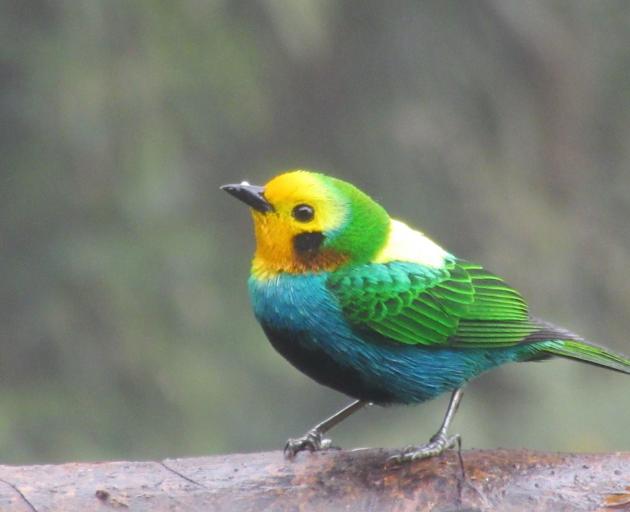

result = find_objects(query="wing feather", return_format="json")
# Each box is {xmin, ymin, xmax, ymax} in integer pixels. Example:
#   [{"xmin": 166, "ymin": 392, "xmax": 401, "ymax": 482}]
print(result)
[{"xmin": 328, "ymin": 259, "xmax": 541, "ymax": 347}]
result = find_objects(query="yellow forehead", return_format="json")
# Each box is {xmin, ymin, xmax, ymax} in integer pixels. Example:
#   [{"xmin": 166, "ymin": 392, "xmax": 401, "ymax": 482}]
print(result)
[
  {"xmin": 264, "ymin": 170, "xmax": 327, "ymax": 204},
  {"xmin": 261, "ymin": 170, "xmax": 345, "ymax": 232}
]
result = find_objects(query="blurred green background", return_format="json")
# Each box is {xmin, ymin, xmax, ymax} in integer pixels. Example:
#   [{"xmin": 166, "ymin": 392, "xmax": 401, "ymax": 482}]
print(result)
[{"xmin": 1, "ymin": 1, "xmax": 630, "ymax": 465}]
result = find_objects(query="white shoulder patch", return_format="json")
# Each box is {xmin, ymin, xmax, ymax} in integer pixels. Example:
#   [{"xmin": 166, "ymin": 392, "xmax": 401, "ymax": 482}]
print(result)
[{"xmin": 373, "ymin": 219, "xmax": 448, "ymax": 268}]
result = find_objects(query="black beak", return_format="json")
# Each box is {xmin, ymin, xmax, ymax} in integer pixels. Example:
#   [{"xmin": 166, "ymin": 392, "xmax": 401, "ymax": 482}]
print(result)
[{"xmin": 221, "ymin": 182, "xmax": 273, "ymax": 213}]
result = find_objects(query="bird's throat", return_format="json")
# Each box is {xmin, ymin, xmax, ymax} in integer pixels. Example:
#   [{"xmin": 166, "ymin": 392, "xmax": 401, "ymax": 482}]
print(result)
[{"xmin": 252, "ymin": 248, "xmax": 349, "ymax": 279}]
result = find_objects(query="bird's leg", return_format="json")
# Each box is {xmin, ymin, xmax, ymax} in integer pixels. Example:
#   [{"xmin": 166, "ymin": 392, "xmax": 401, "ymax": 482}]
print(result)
[
  {"xmin": 389, "ymin": 387, "xmax": 464, "ymax": 464},
  {"xmin": 284, "ymin": 400, "xmax": 368, "ymax": 459}
]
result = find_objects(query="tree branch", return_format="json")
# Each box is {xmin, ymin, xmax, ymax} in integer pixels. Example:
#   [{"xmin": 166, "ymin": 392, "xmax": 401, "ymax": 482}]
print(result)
[{"xmin": 0, "ymin": 449, "xmax": 628, "ymax": 511}]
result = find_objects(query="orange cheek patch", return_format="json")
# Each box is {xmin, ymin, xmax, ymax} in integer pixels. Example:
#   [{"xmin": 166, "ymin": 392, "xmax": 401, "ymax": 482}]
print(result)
[{"xmin": 293, "ymin": 249, "xmax": 349, "ymax": 273}]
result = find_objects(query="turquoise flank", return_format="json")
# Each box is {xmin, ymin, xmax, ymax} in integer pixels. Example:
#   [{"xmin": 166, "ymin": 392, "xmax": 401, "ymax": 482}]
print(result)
[{"xmin": 248, "ymin": 271, "xmax": 540, "ymax": 405}]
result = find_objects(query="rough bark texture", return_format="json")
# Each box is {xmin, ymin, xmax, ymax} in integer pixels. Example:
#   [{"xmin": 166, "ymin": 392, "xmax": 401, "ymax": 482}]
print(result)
[{"xmin": 0, "ymin": 449, "xmax": 628, "ymax": 511}]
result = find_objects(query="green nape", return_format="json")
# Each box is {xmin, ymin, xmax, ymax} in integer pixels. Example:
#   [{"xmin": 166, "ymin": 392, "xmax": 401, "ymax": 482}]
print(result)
[{"xmin": 323, "ymin": 175, "xmax": 390, "ymax": 265}]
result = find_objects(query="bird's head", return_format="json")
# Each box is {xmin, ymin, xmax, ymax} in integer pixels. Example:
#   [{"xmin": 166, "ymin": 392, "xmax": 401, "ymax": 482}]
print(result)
[{"xmin": 222, "ymin": 170, "xmax": 390, "ymax": 277}]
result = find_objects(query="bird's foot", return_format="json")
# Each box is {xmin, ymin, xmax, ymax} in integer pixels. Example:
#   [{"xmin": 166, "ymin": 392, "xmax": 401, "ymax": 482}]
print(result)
[
  {"xmin": 387, "ymin": 432, "xmax": 461, "ymax": 465},
  {"xmin": 284, "ymin": 429, "xmax": 334, "ymax": 459}
]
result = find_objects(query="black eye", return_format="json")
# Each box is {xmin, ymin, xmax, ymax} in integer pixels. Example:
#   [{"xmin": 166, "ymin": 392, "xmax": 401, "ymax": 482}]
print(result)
[{"xmin": 292, "ymin": 204, "xmax": 315, "ymax": 222}]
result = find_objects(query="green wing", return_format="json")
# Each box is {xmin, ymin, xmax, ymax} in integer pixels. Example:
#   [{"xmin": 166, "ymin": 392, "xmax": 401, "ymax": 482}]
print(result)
[
  {"xmin": 327, "ymin": 259, "xmax": 538, "ymax": 347},
  {"xmin": 328, "ymin": 258, "xmax": 630, "ymax": 374}
]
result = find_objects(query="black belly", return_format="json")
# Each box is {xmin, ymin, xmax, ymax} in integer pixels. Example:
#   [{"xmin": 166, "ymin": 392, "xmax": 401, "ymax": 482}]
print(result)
[{"xmin": 261, "ymin": 324, "xmax": 397, "ymax": 404}]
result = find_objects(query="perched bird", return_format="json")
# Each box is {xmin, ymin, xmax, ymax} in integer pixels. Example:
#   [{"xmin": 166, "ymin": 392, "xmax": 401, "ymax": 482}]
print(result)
[{"xmin": 222, "ymin": 170, "xmax": 630, "ymax": 462}]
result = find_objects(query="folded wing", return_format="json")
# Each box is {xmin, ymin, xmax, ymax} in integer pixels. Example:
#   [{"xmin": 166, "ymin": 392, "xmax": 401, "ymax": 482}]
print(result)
[{"xmin": 328, "ymin": 259, "xmax": 550, "ymax": 348}]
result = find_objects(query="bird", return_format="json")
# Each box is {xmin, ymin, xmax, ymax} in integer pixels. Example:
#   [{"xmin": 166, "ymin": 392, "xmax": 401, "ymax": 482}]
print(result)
[{"xmin": 221, "ymin": 170, "xmax": 630, "ymax": 462}]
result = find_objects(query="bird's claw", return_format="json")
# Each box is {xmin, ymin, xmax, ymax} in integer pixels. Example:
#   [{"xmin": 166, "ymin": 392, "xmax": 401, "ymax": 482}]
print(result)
[
  {"xmin": 387, "ymin": 432, "xmax": 461, "ymax": 465},
  {"xmin": 284, "ymin": 429, "xmax": 333, "ymax": 459}
]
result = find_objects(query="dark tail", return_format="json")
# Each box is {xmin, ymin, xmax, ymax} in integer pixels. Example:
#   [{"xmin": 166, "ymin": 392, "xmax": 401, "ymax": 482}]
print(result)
[{"xmin": 531, "ymin": 318, "xmax": 630, "ymax": 375}]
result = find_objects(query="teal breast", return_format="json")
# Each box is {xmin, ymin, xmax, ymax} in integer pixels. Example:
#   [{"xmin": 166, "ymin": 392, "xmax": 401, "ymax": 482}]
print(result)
[{"xmin": 248, "ymin": 272, "xmax": 526, "ymax": 404}]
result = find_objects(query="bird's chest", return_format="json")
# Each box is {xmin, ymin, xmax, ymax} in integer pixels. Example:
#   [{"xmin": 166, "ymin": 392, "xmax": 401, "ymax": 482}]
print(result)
[
  {"xmin": 248, "ymin": 273, "xmax": 402, "ymax": 402},
  {"xmin": 248, "ymin": 273, "xmax": 336, "ymax": 334}
]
